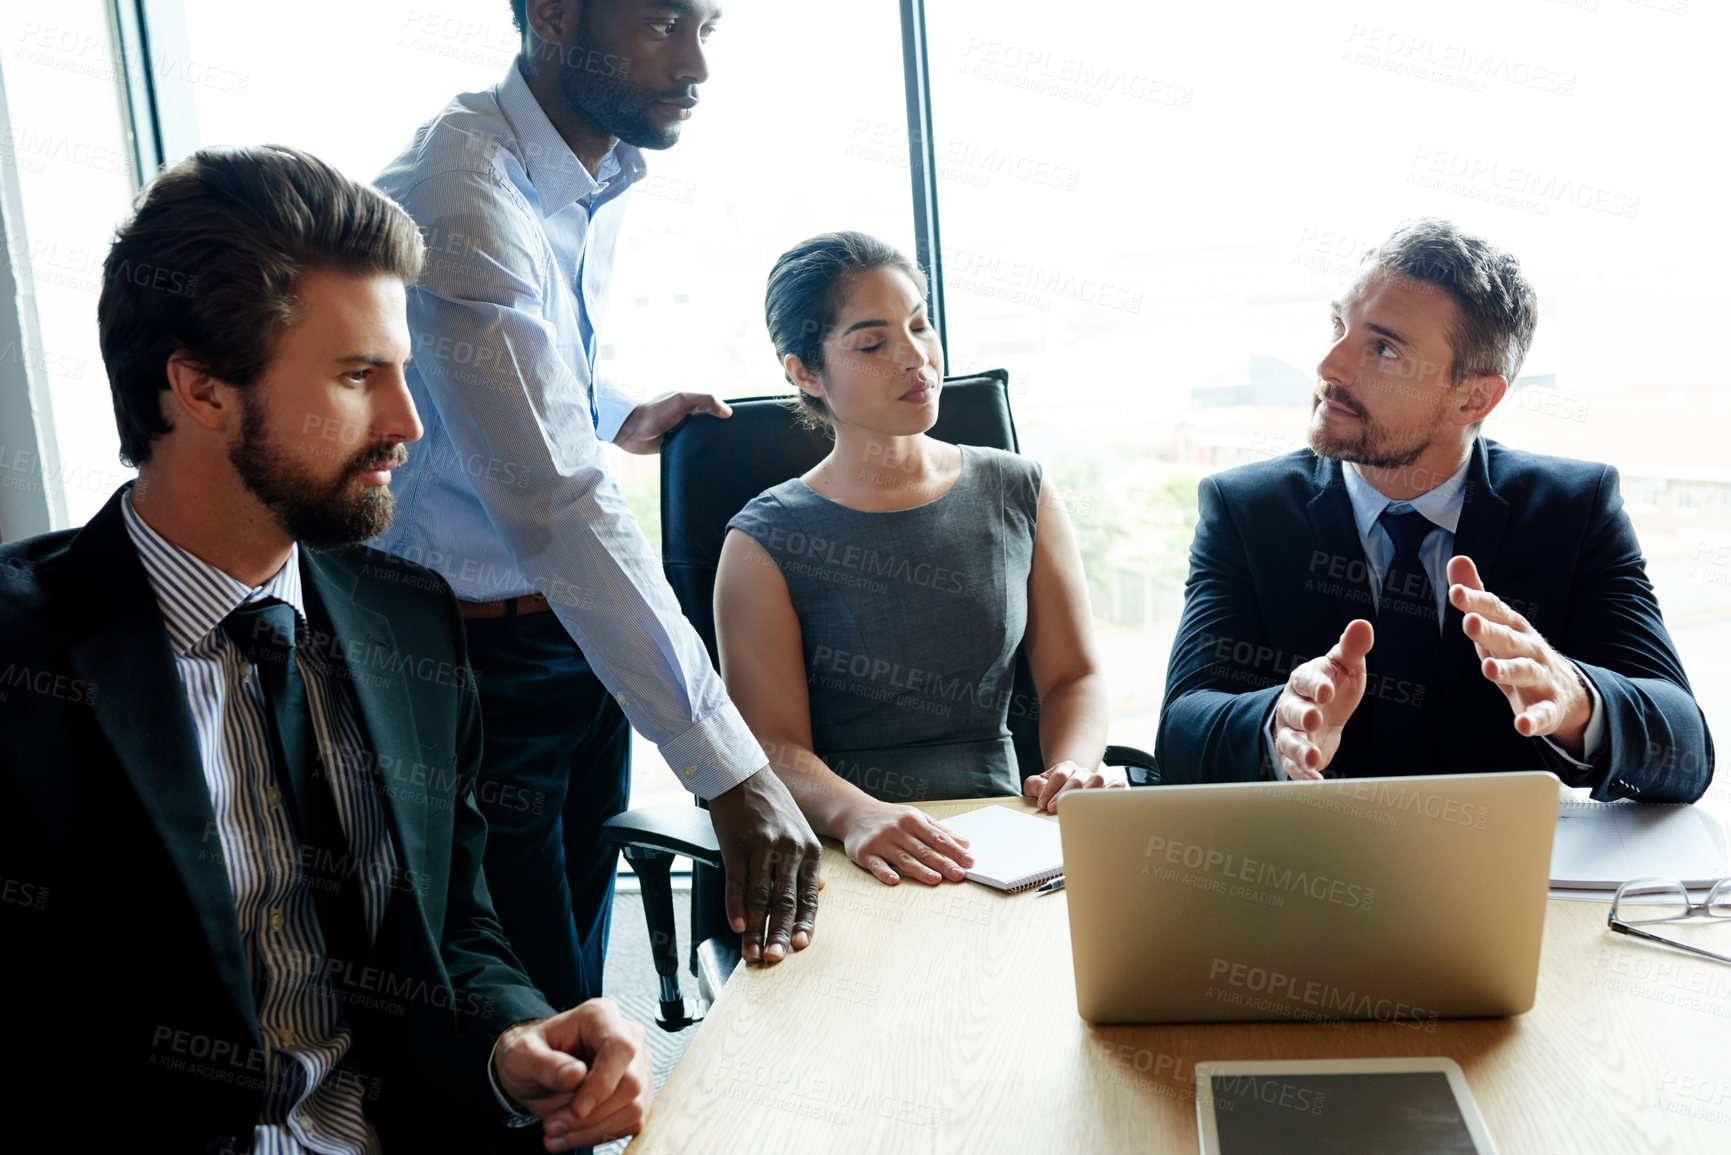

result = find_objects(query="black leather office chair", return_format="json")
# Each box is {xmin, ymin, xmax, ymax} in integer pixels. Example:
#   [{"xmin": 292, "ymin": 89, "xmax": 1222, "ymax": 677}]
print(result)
[{"xmin": 602, "ymin": 370, "xmax": 1159, "ymax": 1030}]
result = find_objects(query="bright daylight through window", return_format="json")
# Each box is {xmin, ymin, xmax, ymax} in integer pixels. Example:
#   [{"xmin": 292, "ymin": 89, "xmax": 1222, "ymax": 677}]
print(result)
[{"xmin": 2, "ymin": 0, "xmax": 1725, "ymax": 811}]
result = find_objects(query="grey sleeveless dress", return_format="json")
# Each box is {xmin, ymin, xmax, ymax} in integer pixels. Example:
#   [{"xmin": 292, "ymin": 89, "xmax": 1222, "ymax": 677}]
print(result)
[{"xmin": 727, "ymin": 444, "xmax": 1042, "ymax": 803}]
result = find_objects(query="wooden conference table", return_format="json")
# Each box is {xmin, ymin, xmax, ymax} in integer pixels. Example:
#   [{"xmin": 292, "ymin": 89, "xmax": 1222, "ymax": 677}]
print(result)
[{"xmin": 625, "ymin": 797, "xmax": 1731, "ymax": 1154}]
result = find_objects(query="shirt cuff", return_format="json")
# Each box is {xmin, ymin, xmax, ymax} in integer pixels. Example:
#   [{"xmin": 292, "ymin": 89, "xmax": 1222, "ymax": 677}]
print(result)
[
  {"xmin": 1538, "ymin": 661, "xmax": 1605, "ymax": 770},
  {"xmin": 1262, "ymin": 702, "xmax": 1285, "ymax": 781},
  {"xmin": 657, "ymin": 702, "xmax": 765, "ymax": 800},
  {"xmin": 488, "ymin": 1036, "xmax": 542, "ymax": 1128},
  {"xmin": 592, "ymin": 375, "xmax": 639, "ymax": 444}
]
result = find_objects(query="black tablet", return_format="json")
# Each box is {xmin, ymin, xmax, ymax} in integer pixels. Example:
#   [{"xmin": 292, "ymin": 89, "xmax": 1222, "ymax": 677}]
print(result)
[{"xmin": 1194, "ymin": 1058, "xmax": 1499, "ymax": 1155}]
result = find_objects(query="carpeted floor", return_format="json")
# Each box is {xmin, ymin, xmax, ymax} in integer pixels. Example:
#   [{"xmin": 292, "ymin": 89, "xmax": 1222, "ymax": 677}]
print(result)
[{"xmin": 595, "ymin": 883, "xmax": 700, "ymax": 1155}]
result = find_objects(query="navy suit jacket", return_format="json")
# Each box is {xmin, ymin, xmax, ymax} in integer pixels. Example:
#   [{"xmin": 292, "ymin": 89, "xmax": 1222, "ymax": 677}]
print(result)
[
  {"xmin": 1156, "ymin": 439, "xmax": 1713, "ymax": 801},
  {"xmin": 0, "ymin": 488, "xmax": 555, "ymax": 1151}
]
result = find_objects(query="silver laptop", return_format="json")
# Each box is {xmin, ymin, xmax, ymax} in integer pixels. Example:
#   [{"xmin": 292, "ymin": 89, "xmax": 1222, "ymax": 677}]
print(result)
[{"xmin": 1058, "ymin": 771, "xmax": 1559, "ymax": 1024}]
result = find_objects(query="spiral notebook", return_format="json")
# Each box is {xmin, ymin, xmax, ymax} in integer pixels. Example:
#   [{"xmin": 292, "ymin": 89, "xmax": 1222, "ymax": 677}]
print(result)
[
  {"xmin": 1550, "ymin": 800, "xmax": 1728, "ymax": 889},
  {"xmin": 940, "ymin": 805, "xmax": 1065, "ymax": 893}
]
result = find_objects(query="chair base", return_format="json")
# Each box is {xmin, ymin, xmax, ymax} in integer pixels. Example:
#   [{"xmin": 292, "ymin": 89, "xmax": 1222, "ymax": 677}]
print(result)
[{"xmin": 655, "ymin": 994, "xmax": 706, "ymax": 1033}]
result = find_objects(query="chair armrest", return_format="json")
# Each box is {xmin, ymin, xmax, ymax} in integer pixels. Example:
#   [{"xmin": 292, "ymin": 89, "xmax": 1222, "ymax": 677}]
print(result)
[
  {"xmin": 1104, "ymin": 744, "xmax": 1162, "ymax": 787},
  {"xmin": 602, "ymin": 804, "xmax": 724, "ymax": 868}
]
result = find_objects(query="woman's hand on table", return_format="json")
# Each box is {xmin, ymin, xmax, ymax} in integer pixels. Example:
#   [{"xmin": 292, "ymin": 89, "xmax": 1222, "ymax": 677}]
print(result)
[
  {"xmin": 1023, "ymin": 760, "xmax": 1127, "ymax": 814},
  {"xmin": 840, "ymin": 801, "xmax": 975, "ymax": 886}
]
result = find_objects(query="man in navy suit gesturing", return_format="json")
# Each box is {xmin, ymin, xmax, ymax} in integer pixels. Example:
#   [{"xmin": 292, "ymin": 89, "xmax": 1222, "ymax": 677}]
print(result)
[{"xmin": 1157, "ymin": 219, "xmax": 1712, "ymax": 802}]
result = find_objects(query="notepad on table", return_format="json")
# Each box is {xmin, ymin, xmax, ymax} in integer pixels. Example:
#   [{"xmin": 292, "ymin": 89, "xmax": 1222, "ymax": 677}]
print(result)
[
  {"xmin": 940, "ymin": 805, "xmax": 1064, "ymax": 893},
  {"xmin": 1550, "ymin": 800, "xmax": 1728, "ymax": 889}
]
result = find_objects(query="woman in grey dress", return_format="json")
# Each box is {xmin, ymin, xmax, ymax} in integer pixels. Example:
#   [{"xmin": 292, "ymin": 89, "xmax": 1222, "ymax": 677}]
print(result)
[{"xmin": 714, "ymin": 232, "xmax": 1122, "ymax": 888}]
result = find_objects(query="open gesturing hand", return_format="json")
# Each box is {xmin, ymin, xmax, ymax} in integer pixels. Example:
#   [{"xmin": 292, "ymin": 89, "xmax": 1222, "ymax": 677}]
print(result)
[
  {"xmin": 1273, "ymin": 619, "xmax": 1375, "ymax": 780},
  {"xmin": 1448, "ymin": 555, "xmax": 1591, "ymax": 756}
]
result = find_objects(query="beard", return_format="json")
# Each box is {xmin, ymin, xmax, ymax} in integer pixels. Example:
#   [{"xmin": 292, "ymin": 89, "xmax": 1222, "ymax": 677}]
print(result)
[
  {"xmin": 228, "ymin": 391, "xmax": 405, "ymax": 549},
  {"xmin": 1305, "ymin": 385, "xmax": 1437, "ymax": 470},
  {"xmin": 555, "ymin": 29, "xmax": 688, "ymax": 149}
]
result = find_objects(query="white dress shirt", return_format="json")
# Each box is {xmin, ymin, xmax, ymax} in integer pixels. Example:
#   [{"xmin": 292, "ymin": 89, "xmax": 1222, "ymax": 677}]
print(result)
[{"xmin": 372, "ymin": 61, "xmax": 759, "ymax": 799}]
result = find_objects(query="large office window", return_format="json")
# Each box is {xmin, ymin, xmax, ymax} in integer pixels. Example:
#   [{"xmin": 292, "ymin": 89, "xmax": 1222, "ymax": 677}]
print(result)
[
  {"xmin": 586, "ymin": 0, "xmax": 918, "ymax": 551},
  {"xmin": 1, "ymin": 2, "xmax": 140, "ymax": 529},
  {"xmin": 7, "ymin": 1, "xmax": 1725, "ymax": 804},
  {"xmin": 925, "ymin": 0, "xmax": 1731, "ymax": 774},
  {"xmin": 173, "ymin": 0, "xmax": 915, "ymax": 409},
  {"xmin": 178, "ymin": 1, "xmax": 510, "ymax": 177}
]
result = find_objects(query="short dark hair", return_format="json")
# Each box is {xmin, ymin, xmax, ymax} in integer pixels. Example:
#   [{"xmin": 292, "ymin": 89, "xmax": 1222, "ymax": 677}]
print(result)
[
  {"xmin": 98, "ymin": 145, "xmax": 425, "ymax": 466},
  {"xmin": 1368, "ymin": 218, "xmax": 1538, "ymax": 385},
  {"xmin": 764, "ymin": 231, "xmax": 928, "ymax": 429},
  {"xmin": 511, "ymin": 0, "xmax": 612, "ymax": 39}
]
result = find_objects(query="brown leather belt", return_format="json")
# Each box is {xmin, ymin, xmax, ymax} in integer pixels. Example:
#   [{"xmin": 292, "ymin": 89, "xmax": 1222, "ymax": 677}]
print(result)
[{"xmin": 457, "ymin": 592, "xmax": 553, "ymax": 620}]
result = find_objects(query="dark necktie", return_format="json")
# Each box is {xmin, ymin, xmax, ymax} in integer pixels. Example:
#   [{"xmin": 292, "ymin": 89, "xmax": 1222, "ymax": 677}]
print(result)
[
  {"xmin": 222, "ymin": 598, "xmax": 374, "ymax": 970},
  {"xmin": 1371, "ymin": 507, "xmax": 1441, "ymax": 773}
]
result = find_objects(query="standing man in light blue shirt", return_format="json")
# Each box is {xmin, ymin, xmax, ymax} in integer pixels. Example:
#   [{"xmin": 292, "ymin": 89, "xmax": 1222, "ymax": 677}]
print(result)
[{"xmin": 373, "ymin": 0, "xmax": 821, "ymax": 1013}]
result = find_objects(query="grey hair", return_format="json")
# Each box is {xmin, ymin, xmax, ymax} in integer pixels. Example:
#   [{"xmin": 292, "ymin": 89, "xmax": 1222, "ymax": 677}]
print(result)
[{"xmin": 1368, "ymin": 217, "xmax": 1538, "ymax": 384}]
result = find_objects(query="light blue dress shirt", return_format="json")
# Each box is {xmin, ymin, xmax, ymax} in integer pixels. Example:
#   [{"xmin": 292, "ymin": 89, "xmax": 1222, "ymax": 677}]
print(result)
[
  {"xmin": 372, "ymin": 62, "xmax": 759, "ymax": 798},
  {"xmin": 1339, "ymin": 454, "xmax": 1473, "ymax": 625},
  {"xmin": 1268, "ymin": 452, "xmax": 1602, "ymax": 773}
]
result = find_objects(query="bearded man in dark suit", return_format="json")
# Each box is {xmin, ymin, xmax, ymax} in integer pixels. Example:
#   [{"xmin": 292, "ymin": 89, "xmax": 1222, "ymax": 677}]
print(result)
[{"xmin": 0, "ymin": 145, "xmax": 649, "ymax": 1153}]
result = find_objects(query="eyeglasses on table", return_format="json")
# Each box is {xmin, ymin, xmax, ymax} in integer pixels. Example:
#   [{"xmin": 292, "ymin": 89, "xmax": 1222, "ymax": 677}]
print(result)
[{"xmin": 1607, "ymin": 877, "xmax": 1731, "ymax": 966}]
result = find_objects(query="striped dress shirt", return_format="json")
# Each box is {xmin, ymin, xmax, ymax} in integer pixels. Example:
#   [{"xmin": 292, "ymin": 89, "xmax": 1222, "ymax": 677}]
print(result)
[
  {"xmin": 372, "ymin": 60, "xmax": 762, "ymax": 799},
  {"xmin": 122, "ymin": 493, "xmax": 393, "ymax": 1155}
]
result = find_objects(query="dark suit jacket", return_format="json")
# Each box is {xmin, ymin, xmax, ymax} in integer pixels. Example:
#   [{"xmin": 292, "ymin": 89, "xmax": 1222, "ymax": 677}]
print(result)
[
  {"xmin": 1156, "ymin": 439, "xmax": 1713, "ymax": 802},
  {"xmin": 0, "ymin": 488, "xmax": 555, "ymax": 1151}
]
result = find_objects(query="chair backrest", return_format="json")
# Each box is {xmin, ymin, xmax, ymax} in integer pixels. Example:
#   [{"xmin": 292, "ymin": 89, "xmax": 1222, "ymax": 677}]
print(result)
[{"xmin": 659, "ymin": 369, "xmax": 1044, "ymax": 775}]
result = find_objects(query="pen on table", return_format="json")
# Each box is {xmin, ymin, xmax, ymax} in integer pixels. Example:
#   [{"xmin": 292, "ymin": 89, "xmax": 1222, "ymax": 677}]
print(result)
[{"xmin": 1037, "ymin": 877, "xmax": 1065, "ymax": 894}]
